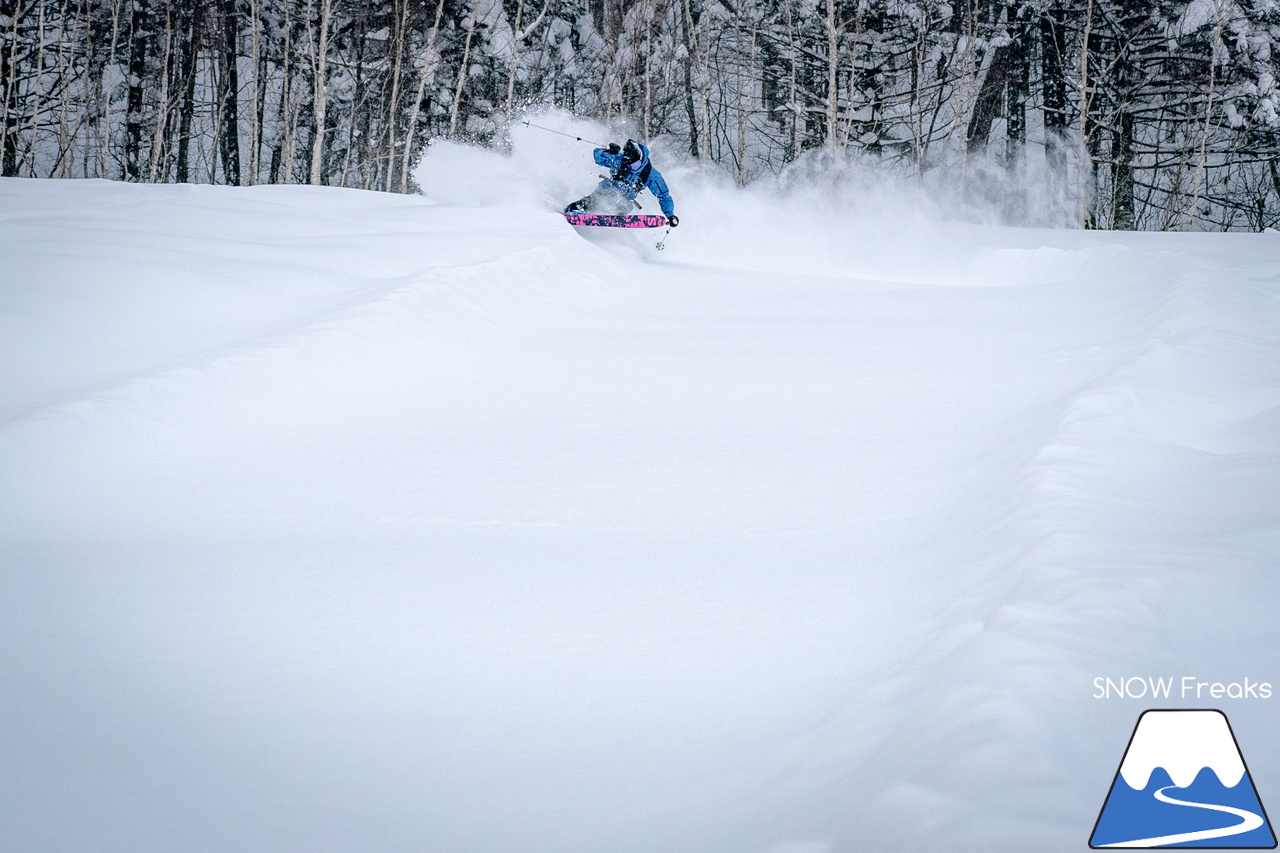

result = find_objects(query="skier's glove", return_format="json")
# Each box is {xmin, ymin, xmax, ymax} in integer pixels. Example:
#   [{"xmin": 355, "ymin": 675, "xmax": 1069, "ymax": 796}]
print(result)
[
  {"xmin": 667, "ymin": 215, "xmax": 679, "ymax": 227},
  {"xmin": 606, "ymin": 143, "xmax": 621, "ymax": 154}
]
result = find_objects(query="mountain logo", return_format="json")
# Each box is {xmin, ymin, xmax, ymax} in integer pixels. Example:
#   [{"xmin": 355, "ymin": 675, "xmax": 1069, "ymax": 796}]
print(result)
[{"xmin": 1090, "ymin": 709, "xmax": 1276, "ymax": 848}]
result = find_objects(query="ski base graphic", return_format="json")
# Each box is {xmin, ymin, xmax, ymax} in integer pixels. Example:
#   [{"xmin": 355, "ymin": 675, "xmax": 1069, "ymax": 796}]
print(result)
[{"xmin": 562, "ymin": 212, "xmax": 668, "ymax": 229}]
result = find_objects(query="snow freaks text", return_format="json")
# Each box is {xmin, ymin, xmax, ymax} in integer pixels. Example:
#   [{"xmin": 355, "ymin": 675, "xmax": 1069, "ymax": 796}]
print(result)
[{"xmin": 1093, "ymin": 677, "xmax": 1274, "ymax": 700}]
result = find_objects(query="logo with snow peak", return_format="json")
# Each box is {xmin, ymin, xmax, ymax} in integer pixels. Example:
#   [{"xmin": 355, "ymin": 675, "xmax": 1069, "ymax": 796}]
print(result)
[{"xmin": 1090, "ymin": 709, "xmax": 1276, "ymax": 848}]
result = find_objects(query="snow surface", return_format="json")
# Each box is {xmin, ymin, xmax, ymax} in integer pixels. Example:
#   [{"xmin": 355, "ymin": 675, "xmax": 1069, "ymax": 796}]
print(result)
[{"xmin": 2, "ymin": 132, "xmax": 1280, "ymax": 853}]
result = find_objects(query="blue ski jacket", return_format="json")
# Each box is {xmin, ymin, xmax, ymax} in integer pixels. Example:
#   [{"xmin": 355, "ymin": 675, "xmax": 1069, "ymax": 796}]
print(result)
[{"xmin": 593, "ymin": 142, "xmax": 675, "ymax": 217}]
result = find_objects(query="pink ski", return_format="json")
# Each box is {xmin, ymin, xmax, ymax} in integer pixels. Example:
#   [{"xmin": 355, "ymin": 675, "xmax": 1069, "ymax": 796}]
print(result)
[{"xmin": 563, "ymin": 212, "xmax": 668, "ymax": 228}]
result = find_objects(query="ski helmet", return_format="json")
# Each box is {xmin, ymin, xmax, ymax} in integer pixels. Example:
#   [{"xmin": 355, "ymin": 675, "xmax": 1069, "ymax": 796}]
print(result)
[{"xmin": 622, "ymin": 139, "xmax": 643, "ymax": 166}]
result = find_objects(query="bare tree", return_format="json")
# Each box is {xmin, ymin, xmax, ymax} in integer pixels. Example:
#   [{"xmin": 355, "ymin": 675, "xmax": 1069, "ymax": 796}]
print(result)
[
  {"xmin": 400, "ymin": 0, "xmax": 447, "ymax": 190},
  {"xmin": 448, "ymin": 0, "xmax": 481, "ymax": 140},
  {"xmin": 123, "ymin": 0, "xmax": 149, "ymax": 180},
  {"xmin": 307, "ymin": 0, "xmax": 330, "ymax": 183}
]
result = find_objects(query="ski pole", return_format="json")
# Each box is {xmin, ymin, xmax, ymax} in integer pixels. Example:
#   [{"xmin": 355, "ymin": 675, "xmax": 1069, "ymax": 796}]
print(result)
[{"xmin": 520, "ymin": 120, "xmax": 606, "ymax": 147}]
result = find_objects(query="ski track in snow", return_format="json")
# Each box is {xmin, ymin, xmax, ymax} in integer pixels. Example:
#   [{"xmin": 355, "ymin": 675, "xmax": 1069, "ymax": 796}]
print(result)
[{"xmin": 2, "ymin": 174, "xmax": 1280, "ymax": 853}]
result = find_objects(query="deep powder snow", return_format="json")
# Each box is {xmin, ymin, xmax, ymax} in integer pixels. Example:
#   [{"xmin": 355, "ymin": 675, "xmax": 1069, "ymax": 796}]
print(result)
[{"xmin": 2, "ymin": 129, "xmax": 1279, "ymax": 853}]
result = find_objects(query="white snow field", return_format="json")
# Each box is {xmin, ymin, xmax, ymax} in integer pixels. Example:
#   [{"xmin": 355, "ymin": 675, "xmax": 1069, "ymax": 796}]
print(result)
[{"xmin": 3, "ymin": 131, "xmax": 1280, "ymax": 853}]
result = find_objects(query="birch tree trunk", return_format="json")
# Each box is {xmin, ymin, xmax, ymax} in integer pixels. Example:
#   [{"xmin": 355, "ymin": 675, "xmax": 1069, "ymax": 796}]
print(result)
[
  {"xmin": 1181, "ymin": 30, "xmax": 1219, "ymax": 230},
  {"xmin": 383, "ymin": 0, "xmax": 404, "ymax": 191},
  {"xmin": 78, "ymin": 0, "xmax": 94, "ymax": 176},
  {"xmin": 308, "ymin": 0, "xmax": 330, "ymax": 184},
  {"xmin": 679, "ymin": 0, "xmax": 699, "ymax": 157},
  {"xmin": 101, "ymin": 0, "xmax": 122, "ymax": 174},
  {"xmin": 271, "ymin": 0, "xmax": 292, "ymax": 182},
  {"xmin": 55, "ymin": 0, "xmax": 78, "ymax": 177}
]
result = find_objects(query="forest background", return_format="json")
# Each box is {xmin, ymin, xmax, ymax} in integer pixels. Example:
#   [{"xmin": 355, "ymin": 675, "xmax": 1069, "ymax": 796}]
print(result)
[{"xmin": 1, "ymin": 0, "xmax": 1278, "ymax": 229}]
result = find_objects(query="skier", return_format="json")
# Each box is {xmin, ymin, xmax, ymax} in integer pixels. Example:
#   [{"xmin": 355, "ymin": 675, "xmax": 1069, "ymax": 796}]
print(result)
[{"xmin": 565, "ymin": 139, "xmax": 679, "ymax": 226}]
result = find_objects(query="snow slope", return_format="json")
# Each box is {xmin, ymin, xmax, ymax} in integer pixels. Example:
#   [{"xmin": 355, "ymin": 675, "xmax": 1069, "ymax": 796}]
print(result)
[{"xmin": 2, "ymin": 152, "xmax": 1279, "ymax": 853}]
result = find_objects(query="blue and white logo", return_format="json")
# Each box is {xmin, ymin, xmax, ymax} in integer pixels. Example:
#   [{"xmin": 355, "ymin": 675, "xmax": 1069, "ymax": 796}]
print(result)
[{"xmin": 1091, "ymin": 709, "xmax": 1276, "ymax": 848}]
